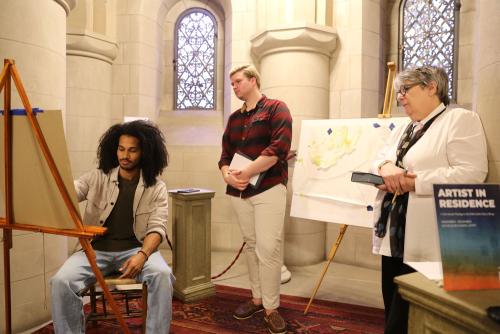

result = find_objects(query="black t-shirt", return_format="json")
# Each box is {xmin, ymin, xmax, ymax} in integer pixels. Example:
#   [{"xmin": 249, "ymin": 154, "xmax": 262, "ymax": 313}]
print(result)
[{"xmin": 92, "ymin": 175, "xmax": 142, "ymax": 252}]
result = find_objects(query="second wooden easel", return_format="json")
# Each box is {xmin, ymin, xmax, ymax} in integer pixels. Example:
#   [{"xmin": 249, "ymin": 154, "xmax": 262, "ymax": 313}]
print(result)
[
  {"xmin": 303, "ymin": 62, "xmax": 397, "ymax": 314},
  {"xmin": 0, "ymin": 59, "xmax": 131, "ymax": 334}
]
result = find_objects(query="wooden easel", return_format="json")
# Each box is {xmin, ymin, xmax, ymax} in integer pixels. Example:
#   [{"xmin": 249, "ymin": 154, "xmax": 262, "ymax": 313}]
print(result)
[
  {"xmin": 303, "ymin": 61, "xmax": 397, "ymax": 314},
  {"xmin": 379, "ymin": 62, "xmax": 397, "ymax": 118},
  {"xmin": 0, "ymin": 59, "xmax": 131, "ymax": 334}
]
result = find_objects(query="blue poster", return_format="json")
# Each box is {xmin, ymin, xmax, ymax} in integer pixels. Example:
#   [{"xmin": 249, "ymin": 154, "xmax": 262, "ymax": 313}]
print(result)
[{"xmin": 433, "ymin": 184, "xmax": 499, "ymax": 290}]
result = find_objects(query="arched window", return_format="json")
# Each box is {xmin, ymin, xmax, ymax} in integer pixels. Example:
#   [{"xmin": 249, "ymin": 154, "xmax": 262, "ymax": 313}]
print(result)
[
  {"xmin": 174, "ymin": 8, "xmax": 217, "ymax": 110},
  {"xmin": 399, "ymin": 0, "xmax": 460, "ymax": 102}
]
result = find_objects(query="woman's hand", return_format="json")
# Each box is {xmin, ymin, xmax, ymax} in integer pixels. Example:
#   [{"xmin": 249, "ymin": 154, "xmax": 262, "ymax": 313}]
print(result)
[
  {"xmin": 377, "ymin": 162, "xmax": 417, "ymax": 194},
  {"xmin": 399, "ymin": 173, "xmax": 416, "ymax": 193}
]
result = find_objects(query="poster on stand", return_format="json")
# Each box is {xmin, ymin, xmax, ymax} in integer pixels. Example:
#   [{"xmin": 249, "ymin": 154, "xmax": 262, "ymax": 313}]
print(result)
[{"xmin": 433, "ymin": 184, "xmax": 499, "ymax": 291}]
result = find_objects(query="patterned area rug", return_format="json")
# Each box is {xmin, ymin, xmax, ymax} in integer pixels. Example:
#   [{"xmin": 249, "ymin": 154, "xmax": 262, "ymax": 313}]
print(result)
[{"xmin": 33, "ymin": 285, "xmax": 384, "ymax": 333}]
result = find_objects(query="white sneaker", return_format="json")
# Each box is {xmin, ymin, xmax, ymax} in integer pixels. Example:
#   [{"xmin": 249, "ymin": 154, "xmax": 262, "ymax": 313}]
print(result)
[{"xmin": 280, "ymin": 265, "xmax": 291, "ymax": 284}]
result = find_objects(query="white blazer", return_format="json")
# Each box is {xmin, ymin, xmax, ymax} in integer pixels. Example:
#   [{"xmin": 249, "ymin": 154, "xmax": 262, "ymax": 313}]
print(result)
[{"xmin": 371, "ymin": 104, "xmax": 488, "ymax": 262}]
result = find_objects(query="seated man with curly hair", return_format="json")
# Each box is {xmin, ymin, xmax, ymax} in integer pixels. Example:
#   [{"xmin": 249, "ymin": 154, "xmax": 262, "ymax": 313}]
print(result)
[{"xmin": 50, "ymin": 120, "xmax": 174, "ymax": 334}]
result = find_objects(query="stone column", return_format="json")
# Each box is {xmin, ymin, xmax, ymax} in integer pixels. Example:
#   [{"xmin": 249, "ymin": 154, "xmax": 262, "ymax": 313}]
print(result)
[
  {"xmin": 0, "ymin": 0, "xmax": 73, "ymax": 112},
  {"xmin": 66, "ymin": 0, "xmax": 118, "ymax": 177},
  {"xmin": 0, "ymin": 0, "xmax": 75, "ymax": 332},
  {"xmin": 474, "ymin": 0, "xmax": 500, "ymax": 183},
  {"xmin": 251, "ymin": 24, "xmax": 337, "ymax": 266}
]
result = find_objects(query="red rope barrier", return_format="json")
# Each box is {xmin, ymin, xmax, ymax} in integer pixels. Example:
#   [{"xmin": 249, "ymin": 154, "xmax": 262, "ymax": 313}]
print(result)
[
  {"xmin": 211, "ymin": 242, "xmax": 246, "ymax": 280},
  {"xmin": 165, "ymin": 233, "xmax": 245, "ymax": 280}
]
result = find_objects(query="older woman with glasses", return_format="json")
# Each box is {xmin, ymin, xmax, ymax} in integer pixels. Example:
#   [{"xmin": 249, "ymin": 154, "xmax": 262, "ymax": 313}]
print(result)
[{"xmin": 371, "ymin": 66, "xmax": 488, "ymax": 334}]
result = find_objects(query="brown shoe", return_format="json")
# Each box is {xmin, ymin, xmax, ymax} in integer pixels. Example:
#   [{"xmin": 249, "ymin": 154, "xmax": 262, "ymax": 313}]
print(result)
[
  {"xmin": 264, "ymin": 310, "xmax": 286, "ymax": 334},
  {"xmin": 233, "ymin": 300, "xmax": 264, "ymax": 320}
]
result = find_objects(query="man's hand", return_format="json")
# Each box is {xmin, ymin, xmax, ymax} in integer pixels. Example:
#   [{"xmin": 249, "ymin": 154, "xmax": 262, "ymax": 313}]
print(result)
[
  {"xmin": 119, "ymin": 252, "xmax": 147, "ymax": 279},
  {"xmin": 235, "ymin": 168, "xmax": 253, "ymax": 182},
  {"xmin": 119, "ymin": 233, "xmax": 161, "ymax": 278},
  {"xmin": 223, "ymin": 169, "xmax": 249, "ymax": 191},
  {"xmin": 377, "ymin": 162, "xmax": 417, "ymax": 194}
]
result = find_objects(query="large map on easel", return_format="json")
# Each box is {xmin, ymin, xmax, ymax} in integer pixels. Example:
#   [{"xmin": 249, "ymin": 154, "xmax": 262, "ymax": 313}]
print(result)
[{"xmin": 291, "ymin": 117, "xmax": 409, "ymax": 227}]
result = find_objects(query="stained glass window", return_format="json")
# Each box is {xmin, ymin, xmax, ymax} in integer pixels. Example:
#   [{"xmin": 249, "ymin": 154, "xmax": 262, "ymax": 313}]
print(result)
[
  {"xmin": 400, "ymin": 0, "xmax": 460, "ymax": 102},
  {"xmin": 174, "ymin": 8, "xmax": 217, "ymax": 110}
]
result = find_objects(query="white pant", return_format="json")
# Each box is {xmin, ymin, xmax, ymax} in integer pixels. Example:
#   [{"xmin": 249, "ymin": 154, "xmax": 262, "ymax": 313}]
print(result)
[{"xmin": 230, "ymin": 184, "xmax": 287, "ymax": 310}]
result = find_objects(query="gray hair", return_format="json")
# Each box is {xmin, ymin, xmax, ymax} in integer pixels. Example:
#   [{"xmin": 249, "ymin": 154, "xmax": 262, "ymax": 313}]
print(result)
[
  {"xmin": 394, "ymin": 65, "xmax": 450, "ymax": 105},
  {"xmin": 229, "ymin": 64, "xmax": 261, "ymax": 89}
]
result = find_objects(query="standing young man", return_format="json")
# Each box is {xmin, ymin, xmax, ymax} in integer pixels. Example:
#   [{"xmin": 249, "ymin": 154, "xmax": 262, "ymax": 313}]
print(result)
[
  {"xmin": 218, "ymin": 65, "xmax": 292, "ymax": 334},
  {"xmin": 51, "ymin": 120, "xmax": 174, "ymax": 334}
]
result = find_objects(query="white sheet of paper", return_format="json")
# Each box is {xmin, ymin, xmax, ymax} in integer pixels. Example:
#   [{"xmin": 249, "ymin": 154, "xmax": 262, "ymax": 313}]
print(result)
[
  {"xmin": 229, "ymin": 152, "xmax": 260, "ymax": 187},
  {"xmin": 406, "ymin": 261, "xmax": 443, "ymax": 281}
]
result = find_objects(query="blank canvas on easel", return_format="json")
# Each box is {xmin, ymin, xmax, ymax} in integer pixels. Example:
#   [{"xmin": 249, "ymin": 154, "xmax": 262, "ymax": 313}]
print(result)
[{"xmin": 0, "ymin": 109, "xmax": 80, "ymax": 229}]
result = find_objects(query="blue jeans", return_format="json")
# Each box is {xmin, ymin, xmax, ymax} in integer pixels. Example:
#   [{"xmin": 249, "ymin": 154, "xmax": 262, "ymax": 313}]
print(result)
[{"xmin": 50, "ymin": 247, "xmax": 174, "ymax": 334}]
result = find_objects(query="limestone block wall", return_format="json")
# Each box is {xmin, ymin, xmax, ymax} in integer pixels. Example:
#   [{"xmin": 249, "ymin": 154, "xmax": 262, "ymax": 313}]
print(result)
[
  {"xmin": 112, "ymin": 0, "xmax": 169, "ymax": 121},
  {"xmin": 256, "ymin": 0, "xmax": 317, "ymax": 29},
  {"xmin": 329, "ymin": 0, "xmax": 384, "ymax": 120},
  {"xmin": 66, "ymin": 55, "xmax": 115, "ymax": 176},
  {"xmin": 0, "ymin": 0, "xmax": 68, "ymax": 113},
  {"xmin": 224, "ymin": 0, "xmax": 257, "ymax": 119}
]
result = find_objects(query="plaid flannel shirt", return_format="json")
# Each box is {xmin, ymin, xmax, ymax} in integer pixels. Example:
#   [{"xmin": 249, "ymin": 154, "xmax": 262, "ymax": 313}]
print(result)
[{"xmin": 218, "ymin": 95, "xmax": 292, "ymax": 198}]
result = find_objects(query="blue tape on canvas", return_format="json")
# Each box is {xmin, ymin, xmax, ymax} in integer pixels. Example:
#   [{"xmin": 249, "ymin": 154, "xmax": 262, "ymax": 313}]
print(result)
[{"xmin": 0, "ymin": 108, "xmax": 43, "ymax": 115}]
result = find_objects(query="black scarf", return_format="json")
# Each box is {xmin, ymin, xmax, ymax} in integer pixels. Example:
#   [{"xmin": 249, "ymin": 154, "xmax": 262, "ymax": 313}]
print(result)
[{"xmin": 374, "ymin": 108, "xmax": 446, "ymax": 258}]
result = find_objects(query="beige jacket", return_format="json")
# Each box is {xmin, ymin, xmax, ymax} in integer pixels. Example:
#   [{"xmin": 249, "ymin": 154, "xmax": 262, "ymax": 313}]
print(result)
[{"xmin": 74, "ymin": 167, "xmax": 168, "ymax": 242}]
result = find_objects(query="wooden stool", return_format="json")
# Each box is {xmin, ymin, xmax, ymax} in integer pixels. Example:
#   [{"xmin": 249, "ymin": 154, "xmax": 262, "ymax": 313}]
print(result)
[{"xmin": 84, "ymin": 275, "xmax": 147, "ymax": 333}]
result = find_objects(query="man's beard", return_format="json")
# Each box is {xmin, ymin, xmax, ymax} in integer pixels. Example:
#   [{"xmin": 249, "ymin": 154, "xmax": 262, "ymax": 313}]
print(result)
[{"xmin": 119, "ymin": 159, "xmax": 139, "ymax": 171}]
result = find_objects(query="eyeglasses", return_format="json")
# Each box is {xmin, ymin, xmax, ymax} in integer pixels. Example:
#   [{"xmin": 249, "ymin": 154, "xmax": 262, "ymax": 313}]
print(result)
[{"xmin": 397, "ymin": 83, "xmax": 421, "ymax": 96}]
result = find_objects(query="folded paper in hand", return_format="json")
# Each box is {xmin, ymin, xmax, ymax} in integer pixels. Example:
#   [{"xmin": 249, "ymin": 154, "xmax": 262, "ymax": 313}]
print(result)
[
  {"xmin": 350, "ymin": 172, "xmax": 384, "ymax": 186},
  {"xmin": 229, "ymin": 152, "xmax": 265, "ymax": 188}
]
